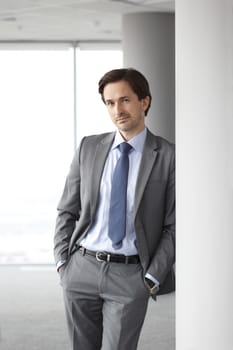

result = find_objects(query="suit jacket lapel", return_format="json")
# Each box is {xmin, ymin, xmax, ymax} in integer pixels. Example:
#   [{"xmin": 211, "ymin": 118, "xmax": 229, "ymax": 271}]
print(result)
[
  {"xmin": 90, "ymin": 132, "xmax": 115, "ymax": 218},
  {"xmin": 134, "ymin": 130, "xmax": 159, "ymax": 217}
]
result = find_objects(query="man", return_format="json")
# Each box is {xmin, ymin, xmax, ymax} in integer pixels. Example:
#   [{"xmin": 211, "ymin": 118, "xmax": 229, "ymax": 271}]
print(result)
[{"xmin": 54, "ymin": 68, "xmax": 175, "ymax": 350}]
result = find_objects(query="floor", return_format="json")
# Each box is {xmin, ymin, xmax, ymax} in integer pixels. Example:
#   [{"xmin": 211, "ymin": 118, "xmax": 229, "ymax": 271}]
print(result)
[{"xmin": 0, "ymin": 265, "xmax": 175, "ymax": 350}]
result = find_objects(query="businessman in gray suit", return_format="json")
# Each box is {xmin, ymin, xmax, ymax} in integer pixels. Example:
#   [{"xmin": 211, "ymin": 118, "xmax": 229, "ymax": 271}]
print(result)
[{"xmin": 54, "ymin": 68, "xmax": 175, "ymax": 350}]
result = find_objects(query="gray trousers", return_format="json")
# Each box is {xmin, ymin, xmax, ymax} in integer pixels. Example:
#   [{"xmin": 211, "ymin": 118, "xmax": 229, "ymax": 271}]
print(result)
[{"xmin": 60, "ymin": 249, "xmax": 150, "ymax": 350}]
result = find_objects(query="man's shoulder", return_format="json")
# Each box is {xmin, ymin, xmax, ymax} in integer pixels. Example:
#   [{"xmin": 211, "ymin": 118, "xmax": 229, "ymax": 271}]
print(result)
[
  {"xmin": 147, "ymin": 130, "xmax": 175, "ymax": 152},
  {"xmin": 82, "ymin": 131, "xmax": 115, "ymax": 145},
  {"xmin": 156, "ymin": 136, "xmax": 175, "ymax": 155}
]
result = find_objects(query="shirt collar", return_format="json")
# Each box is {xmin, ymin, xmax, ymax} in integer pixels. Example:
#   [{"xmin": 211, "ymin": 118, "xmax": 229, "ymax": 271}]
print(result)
[{"xmin": 111, "ymin": 128, "xmax": 147, "ymax": 153}]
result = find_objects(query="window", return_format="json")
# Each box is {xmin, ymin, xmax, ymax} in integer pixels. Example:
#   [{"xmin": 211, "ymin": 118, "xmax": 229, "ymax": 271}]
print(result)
[{"xmin": 0, "ymin": 43, "xmax": 122, "ymax": 264}]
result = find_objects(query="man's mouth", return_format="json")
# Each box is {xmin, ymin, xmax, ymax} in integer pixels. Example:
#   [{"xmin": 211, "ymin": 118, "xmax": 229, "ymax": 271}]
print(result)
[{"xmin": 116, "ymin": 115, "xmax": 130, "ymax": 122}]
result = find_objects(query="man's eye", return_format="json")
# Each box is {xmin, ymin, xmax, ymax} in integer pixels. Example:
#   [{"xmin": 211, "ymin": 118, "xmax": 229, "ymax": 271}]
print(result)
[
  {"xmin": 123, "ymin": 98, "xmax": 129, "ymax": 102},
  {"xmin": 106, "ymin": 101, "xmax": 113, "ymax": 106}
]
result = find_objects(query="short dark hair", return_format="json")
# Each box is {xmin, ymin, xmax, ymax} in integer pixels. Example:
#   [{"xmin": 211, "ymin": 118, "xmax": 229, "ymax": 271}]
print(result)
[{"xmin": 98, "ymin": 68, "xmax": 152, "ymax": 116}]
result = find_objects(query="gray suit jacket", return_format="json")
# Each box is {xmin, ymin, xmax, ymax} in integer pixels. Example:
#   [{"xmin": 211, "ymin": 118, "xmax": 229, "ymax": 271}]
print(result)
[{"xmin": 54, "ymin": 129, "xmax": 175, "ymax": 296}]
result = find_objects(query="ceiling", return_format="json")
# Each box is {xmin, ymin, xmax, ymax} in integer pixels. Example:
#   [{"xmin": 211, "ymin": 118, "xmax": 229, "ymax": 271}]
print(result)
[{"xmin": 0, "ymin": 0, "xmax": 175, "ymax": 42}]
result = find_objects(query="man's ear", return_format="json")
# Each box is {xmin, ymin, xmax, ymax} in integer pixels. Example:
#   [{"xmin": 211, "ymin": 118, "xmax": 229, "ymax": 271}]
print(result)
[{"xmin": 141, "ymin": 96, "xmax": 150, "ymax": 113}]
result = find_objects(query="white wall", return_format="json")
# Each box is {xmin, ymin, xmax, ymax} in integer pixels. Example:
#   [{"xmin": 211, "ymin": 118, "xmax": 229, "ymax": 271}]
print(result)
[{"xmin": 176, "ymin": 0, "xmax": 233, "ymax": 348}]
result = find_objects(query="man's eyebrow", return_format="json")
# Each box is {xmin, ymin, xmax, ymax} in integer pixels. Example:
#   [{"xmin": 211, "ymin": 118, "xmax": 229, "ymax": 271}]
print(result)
[
  {"xmin": 105, "ymin": 98, "xmax": 113, "ymax": 104},
  {"xmin": 105, "ymin": 95, "xmax": 129, "ymax": 102}
]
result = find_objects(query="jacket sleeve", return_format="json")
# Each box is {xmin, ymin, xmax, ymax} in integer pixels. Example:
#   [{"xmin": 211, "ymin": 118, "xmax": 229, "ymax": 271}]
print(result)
[
  {"xmin": 53, "ymin": 139, "xmax": 84, "ymax": 264},
  {"xmin": 147, "ymin": 144, "xmax": 175, "ymax": 289}
]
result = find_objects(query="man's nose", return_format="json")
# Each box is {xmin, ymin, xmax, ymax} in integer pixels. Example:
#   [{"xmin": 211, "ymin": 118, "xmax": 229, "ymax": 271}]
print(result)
[{"xmin": 114, "ymin": 102, "xmax": 123, "ymax": 115}]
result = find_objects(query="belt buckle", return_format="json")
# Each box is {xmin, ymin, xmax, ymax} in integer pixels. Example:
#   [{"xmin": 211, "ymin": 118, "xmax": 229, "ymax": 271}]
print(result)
[{"xmin": 96, "ymin": 251, "xmax": 111, "ymax": 262}]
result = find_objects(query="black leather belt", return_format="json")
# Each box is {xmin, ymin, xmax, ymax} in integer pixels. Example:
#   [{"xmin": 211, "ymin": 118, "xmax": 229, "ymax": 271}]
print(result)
[{"xmin": 78, "ymin": 246, "xmax": 140, "ymax": 264}]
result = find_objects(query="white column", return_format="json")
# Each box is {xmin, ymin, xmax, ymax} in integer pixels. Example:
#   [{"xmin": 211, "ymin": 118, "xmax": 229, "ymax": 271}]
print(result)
[
  {"xmin": 176, "ymin": 0, "xmax": 233, "ymax": 349},
  {"xmin": 122, "ymin": 13, "xmax": 175, "ymax": 142}
]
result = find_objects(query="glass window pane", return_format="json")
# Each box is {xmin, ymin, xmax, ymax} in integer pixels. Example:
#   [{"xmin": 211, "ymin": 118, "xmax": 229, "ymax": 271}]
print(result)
[
  {"xmin": 0, "ymin": 44, "xmax": 123, "ymax": 265},
  {"xmin": 0, "ymin": 48, "xmax": 74, "ymax": 264}
]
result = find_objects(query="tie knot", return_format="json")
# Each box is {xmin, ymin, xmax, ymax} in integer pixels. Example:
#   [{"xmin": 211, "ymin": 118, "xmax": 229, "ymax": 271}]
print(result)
[{"xmin": 119, "ymin": 142, "xmax": 132, "ymax": 154}]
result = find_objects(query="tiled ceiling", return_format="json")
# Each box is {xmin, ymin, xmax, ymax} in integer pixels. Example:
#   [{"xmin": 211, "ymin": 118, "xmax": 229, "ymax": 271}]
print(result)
[{"xmin": 0, "ymin": 0, "xmax": 175, "ymax": 41}]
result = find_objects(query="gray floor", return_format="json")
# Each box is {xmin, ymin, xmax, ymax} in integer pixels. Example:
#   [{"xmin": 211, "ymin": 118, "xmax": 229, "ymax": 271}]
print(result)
[{"xmin": 0, "ymin": 265, "xmax": 175, "ymax": 350}]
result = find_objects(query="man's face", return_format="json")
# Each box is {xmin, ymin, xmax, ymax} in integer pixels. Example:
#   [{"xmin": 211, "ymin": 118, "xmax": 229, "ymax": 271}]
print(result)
[{"xmin": 103, "ymin": 80, "xmax": 150, "ymax": 140}]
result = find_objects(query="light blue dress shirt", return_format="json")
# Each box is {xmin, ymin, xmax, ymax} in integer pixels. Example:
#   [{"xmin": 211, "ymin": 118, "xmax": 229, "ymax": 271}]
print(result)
[{"xmin": 80, "ymin": 128, "xmax": 147, "ymax": 255}]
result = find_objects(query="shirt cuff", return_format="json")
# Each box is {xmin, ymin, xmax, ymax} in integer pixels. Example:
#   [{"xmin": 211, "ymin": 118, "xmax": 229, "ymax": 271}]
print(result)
[
  {"xmin": 145, "ymin": 272, "xmax": 160, "ymax": 286},
  {"xmin": 56, "ymin": 260, "xmax": 66, "ymax": 271}
]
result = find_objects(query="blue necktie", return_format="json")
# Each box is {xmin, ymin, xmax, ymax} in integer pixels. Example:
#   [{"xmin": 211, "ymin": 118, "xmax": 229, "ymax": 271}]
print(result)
[{"xmin": 108, "ymin": 142, "xmax": 132, "ymax": 249}]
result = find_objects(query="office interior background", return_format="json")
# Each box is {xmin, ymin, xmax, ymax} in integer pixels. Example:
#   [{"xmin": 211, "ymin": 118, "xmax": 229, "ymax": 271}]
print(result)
[{"xmin": 0, "ymin": 1, "xmax": 233, "ymax": 349}]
